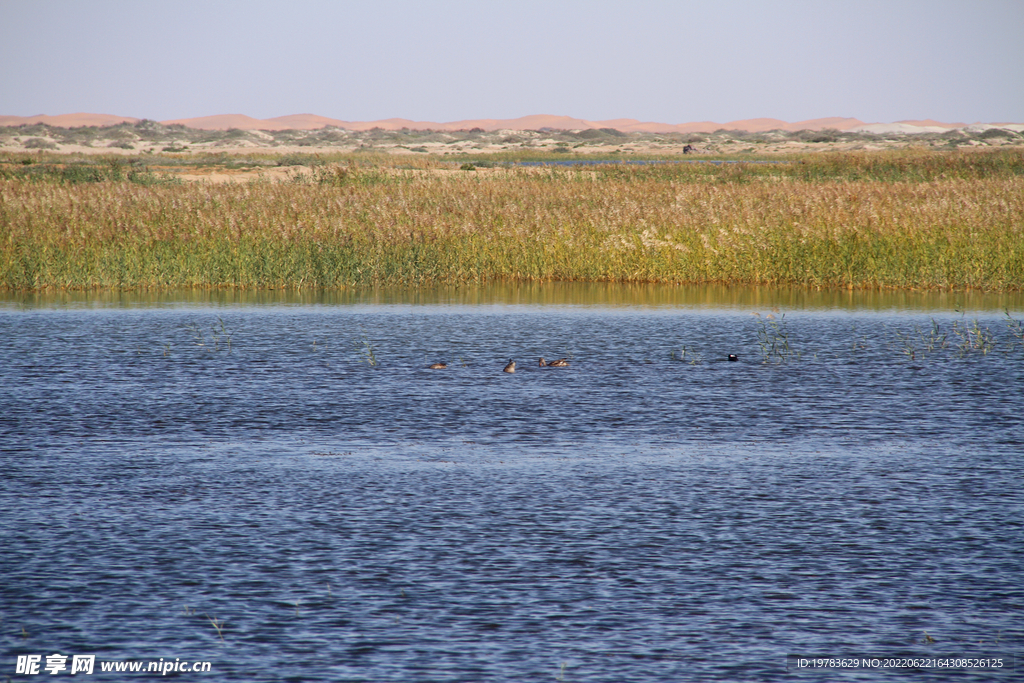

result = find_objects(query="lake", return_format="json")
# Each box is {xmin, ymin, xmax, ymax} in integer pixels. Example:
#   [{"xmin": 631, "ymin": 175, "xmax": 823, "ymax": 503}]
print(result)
[{"xmin": 2, "ymin": 284, "xmax": 1021, "ymax": 681}]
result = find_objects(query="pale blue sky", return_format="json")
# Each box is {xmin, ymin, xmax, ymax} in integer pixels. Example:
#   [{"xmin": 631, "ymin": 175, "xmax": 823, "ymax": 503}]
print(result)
[{"xmin": 2, "ymin": 0, "xmax": 1022, "ymax": 123}]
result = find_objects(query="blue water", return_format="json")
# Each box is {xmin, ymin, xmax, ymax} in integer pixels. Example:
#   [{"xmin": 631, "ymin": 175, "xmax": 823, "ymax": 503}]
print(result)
[{"xmin": 1, "ymin": 291, "xmax": 1021, "ymax": 681}]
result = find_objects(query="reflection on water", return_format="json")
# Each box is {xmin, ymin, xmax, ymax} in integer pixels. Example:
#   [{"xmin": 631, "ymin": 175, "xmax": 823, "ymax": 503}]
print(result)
[
  {"xmin": 4, "ymin": 282, "xmax": 1024, "ymax": 312},
  {"xmin": 1, "ymin": 284, "xmax": 1020, "ymax": 681}
]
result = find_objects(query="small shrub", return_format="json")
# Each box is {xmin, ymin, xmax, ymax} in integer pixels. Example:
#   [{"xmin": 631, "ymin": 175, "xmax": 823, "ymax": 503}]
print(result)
[
  {"xmin": 276, "ymin": 153, "xmax": 324, "ymax": 167},
  {"xmin": 316, "ymin": 130, "xmax": 347, "ymax": 143},
  {"xmin": 108, "ymin": 141, "xmax": 135, "ymax": 149},
  {"xmin": 24, "ymin": 138, "xmax": 57, "ymax": 149},
  {"xmin": 977, "ymin": 128, "xmax": 1016, "ymax": 140},
  {"xmin": 794, "ymin": 129, "xmax": 840, "ymax": 143},
  {"xmin": 574, "ymin": 128, "xmax": 628, "ymax": 140},
  {"xmin": 311, "ymin": 165, "xmax": 352, "ymax": 186},
  {"xmin": 127, "ymin": 168, "xmax": 179, "ymax": 186},
  {"xmin": 107, "ymin": 128, "xmax": 137, "ymax": 141},
  {"xmin": 61, "ymin": 165, "xmax": 111, "ymax": 183}
]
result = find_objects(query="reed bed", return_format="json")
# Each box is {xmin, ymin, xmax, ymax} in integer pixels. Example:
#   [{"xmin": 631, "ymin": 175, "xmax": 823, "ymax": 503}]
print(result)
[{"xmin": 2, "ymin": 151, "xmax": 1022, "ymax": 290}]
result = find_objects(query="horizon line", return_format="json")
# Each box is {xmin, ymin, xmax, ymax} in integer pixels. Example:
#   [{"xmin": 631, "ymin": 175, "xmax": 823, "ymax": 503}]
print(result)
[{"xmin": 2, "ymin": 112, "xmax": 1021, "ymax": 135}]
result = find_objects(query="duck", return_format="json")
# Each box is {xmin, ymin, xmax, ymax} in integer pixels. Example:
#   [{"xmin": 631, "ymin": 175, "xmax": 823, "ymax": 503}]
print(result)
[
  {"xmin": 727, "ymin": 354, "xmax": 739, "ymax": 362},
  {"xmin": 428, "ymin": 362, "xmax": 447, "ymax": 369},
  {"xmin": 544, "ymin": 358, "xmax": 569, "ymax": 367},
  {"xmin": 503, "ymin": 359, "xmax": 516, "ymax": 373}
]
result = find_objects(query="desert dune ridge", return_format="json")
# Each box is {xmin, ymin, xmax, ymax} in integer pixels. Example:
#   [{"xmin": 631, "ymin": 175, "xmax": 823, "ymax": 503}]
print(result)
[{"xmin": 2, "ymin": 112, "xmax": 1021, "ymax": 135}]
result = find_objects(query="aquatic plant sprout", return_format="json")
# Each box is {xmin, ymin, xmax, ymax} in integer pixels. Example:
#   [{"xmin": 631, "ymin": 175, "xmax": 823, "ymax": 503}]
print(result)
[
  {"xmin": 358, "ymin": 326, "xmax": 378, "ymax": 366},
  {"xmin": 754, "ymin": 312, "xmax": 797, "ymax": 364},
  {"xmin": 1003, "ymin": 309, "xmax": 1024, "ymax": 347}
]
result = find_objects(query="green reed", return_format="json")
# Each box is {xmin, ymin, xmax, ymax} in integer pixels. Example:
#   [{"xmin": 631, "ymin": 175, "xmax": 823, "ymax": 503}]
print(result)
[
  {"xmin": 2, "ymin": 150, "xmax": 1022, "ymax": 291},
  {"xmin": 1005, "ymin": 310, "xmax": 1024, "ymax": 348},
  {"xmin": 893, "ymin": 318, "xmax": 949, "ymax": 361},
  {"xmin": 357, "ymin": 326, "xmax": 378, "ymax": 366},
  {"xmin": 952, "ymin": 318, "xmax": 997, "ymax": 356},
  {"xmin": 672, "ymin": 345, "xmax": 705, "ymax": 364},
  {"xmin": 205, "ymin": 614, "xmax": 225, "ymax": 642},
  {"xmin": 182, "ymin": 318, "xmax": 233, "ymax": 352},
  {"xmin": 754, "ymin": 312, "xmax": 798, "ymax": 363}
]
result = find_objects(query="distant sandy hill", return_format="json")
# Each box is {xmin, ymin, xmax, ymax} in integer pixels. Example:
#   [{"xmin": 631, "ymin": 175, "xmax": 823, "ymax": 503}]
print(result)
[
  {"xmin": 1, "ymin": 112, "xmax": 1018, "ymax": 134},
  {"xmin": 161, "ymin": 114, "xmax": 297, "ymax": 131},
  {"xmin": 265, "ymin": 114, "xmax": 350, "ymax": 129},
  {"xmin": 138, "ymin": 113, "xmax": 876, "ymax": 134},
  {"xmin": 725, "ymin": 117, "xmax": 866, "ymax": 132},
  {"xmin": 0, "ymin": 113, "xmax": 140, "ymax": 127},
  {"xmin": 897, "ymin": 119, "xmax": 966, "ymax": 129}
]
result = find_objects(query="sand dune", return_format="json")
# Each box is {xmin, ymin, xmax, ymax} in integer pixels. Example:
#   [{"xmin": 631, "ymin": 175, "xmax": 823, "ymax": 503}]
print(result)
[
  {"xmin": 896, "ymin": 119, "xmax": 966, "ymax": 129},
  {"xmin": 151, "ymin": 113, "xmax": 872, "ymax": 134},
  {"xmin": 0, "ymin": 112, "xmax": 1016, "ymax": 133},
  {"xmin": 265, "ymin": 113, "xmax": 350, "ymax": 129},
  {"xmin": 0, "ymin": 113, "xmax": 140, "ymax": 127},
  {"xmin": 160, "ymin": 114, "xmax": 297, "ymax": 131},
  {"xmin": 854, "ymin": 122, "xmax": 952, "ymax": 134}
]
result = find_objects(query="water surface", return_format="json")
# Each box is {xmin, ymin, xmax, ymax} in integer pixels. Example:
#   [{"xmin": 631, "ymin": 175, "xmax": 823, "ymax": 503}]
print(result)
[{"xmin": 2, "ymin": 286, "xmax": 1021, "ymax": 681}]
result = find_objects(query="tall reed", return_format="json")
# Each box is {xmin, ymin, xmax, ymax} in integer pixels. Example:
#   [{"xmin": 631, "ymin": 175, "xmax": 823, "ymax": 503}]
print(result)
[{"xmin": 2, "ymin": 151, "xmax": 1022, "ymax": 290}]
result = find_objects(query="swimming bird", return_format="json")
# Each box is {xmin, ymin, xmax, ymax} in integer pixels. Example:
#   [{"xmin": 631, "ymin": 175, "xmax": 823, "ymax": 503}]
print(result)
[
  {"xmin": 503, "ymin": 359, "xmax": 516, "ymax": 373},
  {"xmin": 545, "ymin": 358, "xmax": 569, "ymax": 367},
  {"xmin": 727, "ymin": 354, "xmax": 739, "ymax": 362},
  {"xmin": 428, "ymin": 362, "xmax": 447, "ymax": 369}
]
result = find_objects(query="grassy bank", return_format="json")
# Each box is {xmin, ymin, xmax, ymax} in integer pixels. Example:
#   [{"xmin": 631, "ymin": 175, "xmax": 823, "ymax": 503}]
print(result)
[{"xmin": 2, "ymin": 150, "xmax": 1022, "ymax": 291}]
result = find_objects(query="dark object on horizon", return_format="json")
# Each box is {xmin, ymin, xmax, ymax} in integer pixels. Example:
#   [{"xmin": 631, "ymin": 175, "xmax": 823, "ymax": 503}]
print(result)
[
  {"xmin": 428, "ymin": 362, "xmax": 447, "ymax": 369},
  {"xmin": 504, "ymin": 359, "xmax": 516, "ymax": 373},
  {"xmin": 682, "ymin": 144, "xmax": 696, "ymax": 154},
  {"xmin": 728, "ymin": 354, "xmax": 739, "ymax": 362}
]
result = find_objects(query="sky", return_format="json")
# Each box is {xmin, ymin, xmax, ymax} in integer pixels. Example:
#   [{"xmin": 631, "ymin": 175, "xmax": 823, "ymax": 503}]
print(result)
[{"xmin": 1, "ymin": 0, "xmax": 1022, "ymax": 124}]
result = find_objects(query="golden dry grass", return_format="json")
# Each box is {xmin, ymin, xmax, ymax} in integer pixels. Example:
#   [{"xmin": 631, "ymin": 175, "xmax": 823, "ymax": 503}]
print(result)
[{"xmin": 2, "ymin": 151, "xmax": 1022, "ymax": 290}]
